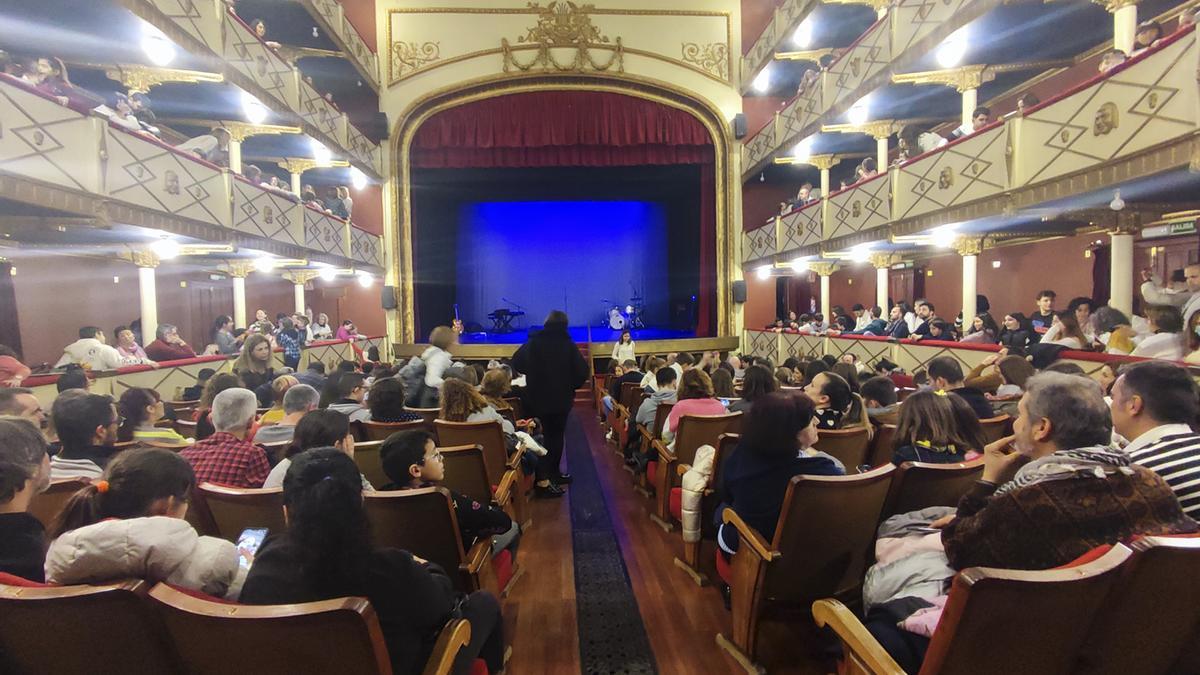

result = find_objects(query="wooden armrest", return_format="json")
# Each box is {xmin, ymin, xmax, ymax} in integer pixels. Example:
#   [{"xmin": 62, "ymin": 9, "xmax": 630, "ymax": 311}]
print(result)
[
  {"xmin": 676, "ymin": 463, "xmax": 691, "ymax": 477},
  {"xmin": 638, "ymin": 424, "xmax": 652, "ymax": 440},
  {"xmin": 422, "ymin": 619, "xmax": 472, "ymax": 675},
  {"xmin": 721, "ymin": 507, "xmax": 779, "ymax": 561},
  {"xmin": 652, "ymin": 438, "xmax": 676, "ymax": 463},
  {"xmin": 811, "ymin": 599, "xmax": 905, "ymax": 675},
  {"xmin": 493, "ymin": 469, "xmax": 518, "ymax": 507},
  {"xmin": 461, "ymin": 539, "xmax": 493, "ymax": 575},
  {"xmin": 505, "ymin": 450, "xmax": 522, "ymax": 470}
]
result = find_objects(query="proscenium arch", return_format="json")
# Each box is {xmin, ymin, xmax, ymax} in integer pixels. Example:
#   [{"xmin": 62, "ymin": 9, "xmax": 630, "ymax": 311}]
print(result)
[{"xmin": 386, "ymin": 72, "xmax": 736, "ymax": 344}]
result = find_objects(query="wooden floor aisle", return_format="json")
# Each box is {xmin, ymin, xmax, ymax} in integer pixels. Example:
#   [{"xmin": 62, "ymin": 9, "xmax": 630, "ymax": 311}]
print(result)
[{"xmin": 504, "ymin": 403, "xmax": 830, "ymax": 674}]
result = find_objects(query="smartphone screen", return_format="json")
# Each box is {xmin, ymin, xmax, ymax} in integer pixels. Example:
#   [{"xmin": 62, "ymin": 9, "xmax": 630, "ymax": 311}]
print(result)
[{"xmin": 237, "ymin": 527, "xmax": 268, "ymax": 569}]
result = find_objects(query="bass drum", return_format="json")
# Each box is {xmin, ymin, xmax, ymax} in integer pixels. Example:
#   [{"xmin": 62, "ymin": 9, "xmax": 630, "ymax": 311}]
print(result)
[{"xmin": 608, "ymin": 306, "xmax": 627, "ymax": 330}]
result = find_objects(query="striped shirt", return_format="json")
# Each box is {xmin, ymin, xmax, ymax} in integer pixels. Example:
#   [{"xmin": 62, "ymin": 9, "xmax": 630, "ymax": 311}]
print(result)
[{"xmin": 1126, "ymin": 424, "xmax": 1200, "ymax": 518}]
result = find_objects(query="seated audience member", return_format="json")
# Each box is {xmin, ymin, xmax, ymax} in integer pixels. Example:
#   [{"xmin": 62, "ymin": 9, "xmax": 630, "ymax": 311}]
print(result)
[
  {"xmin": 881, "ymin": 306, "xmax": 910, "ymax": 339},
  {"xmin": 233, "ymin": 334, "xmax": 276, "ymax": 406},
  {"xmin": 638, "ymin": 357, "xmax": 666, "ymax": 391},
  {"xmin": 716, "ymin": 392, "xmax": 845, "ymax": 557},
  {"xmin": 604, "ymin": 359, "xmax": 644, "ymax": 415},
  {"xmin": 240, "ymin": 448, "xmax": 505, "ymax": 675},
  {"xmin": 928, "ymin": 356, "xmax": 993, "ymax": 420},
  {"xmin": 897, "ymin": 123, "xmax": 947, "ymax": 158},
  {"xmin": 0, "ymin": 344, "xmax": 31, "ymax": 387},
  {"xmin": 242, "ymin": 164, "xmax": 264, "ymax": 185},
  {"xmin": 998, "ymin": 312, "xmax": 1034, "ymax": 354},
  {"xmin": 1015, "ymin": 92, "xmax": 1040, "ymax": 114},
  {"xmin": 911, "ymin": 302, "xmax": 936, "ymax": 339},
  {"xmin": 892, "ymin": 390, "xmax": 984, "ymax": 464},
  {"xmin": 927, "ymin": 320, "xmax": 953, "ymax": 341},
  {"xmin": 254, "ymin": 384, "xmax": 319, "ymax": 446},
  {"xmin": 259, "ymin": 375, "xmax": 299, "ymax": 425},
  {"xmin": 193, "ymin": 372, "xmax": 242, "ymax": 441},
  {"xmin": 439, "ymin": 379, "xmax": 518, "ymax": 443},
  {"xmin": 950, "ymin": 106, "xmax": 990, "ymax": 139},
  {"xmin": 1094, "ymin": 363, "xmax": 1118, "ymax": 396},
  {"xmin": 861, "ymin": 376, "xmax": 899, "ymax": 425},
  {"xmin": 335, "ymin": 320, "xmax": 362, "ymax": 341},
  {"xmin": 1042, "ymin": 297, "xmax": 1096, "ymax": 344},
  {"xmin": 831, "ymin": 362, "xmax": 862, "ymax": 396},
  {"xmin": 1132, "ymin": 19, "xmax": 1162, "ymax": 54},
  {"xmin": 296, "ymin": 361, "xmax": 327, "ymax": 390},
  {"xmin": 0, "ymin": 388, "xmax": 46, "ymax": 429},
  {"xmin": 1093, "ymin": 306, "xmax": 1141, "ymax": 355},
  {"xmin": 480, "ymin": 369, "xmax": 515, "ymax": 410},
  {"xmin": 664, "ymin": 370, "xmax": 729, "ymax": 443},
  {"xmin": 1099, "ymin": 48, "xmax": 1127, "ymax": 73},
  {"xmin": 50, "ymin": 393, "xmax": 119, "ymax": 480},
  {"xmin": 774, "ymin": 367, "xmax": 794, "ymax": 389},
  {"xmin": 803, "ymin": 371, "xmax": 853, "ymax": 429},
  {"xmin": 44, "ymin": 448, "xmax": 244, "ymax": 598},
  {"xmin": 275, "ymin": 318, "xmax": 303, "ymax": 371},
  {"xmin": 325, "ymin": 372, "xmax": 372, "ymax": 423},
  {"xmin": 176, "ymin": 126, "xmax": 231, "ymax": 166},
  {"xmin": 670, "ymin": 351, "xmax": 694, "ymax": 380},
  {"xmin": 0, "ymin": 417, "xmax": 51, "ymax": 581},
  {"xmin": 145, "ymin": 323, "xmax": 198, "ymax": 362},
  {"xmin": 55, "ymin": 326, "xmax": 124, "ymax": 371},
  {"xmin": 711, "ymin": 368, "xmax": 735, "ymax": 400},
  {"xmin": 180, "ymin": 388, "xmax": 269, "ymax": 488},
  {"xmin": 729, "ymin": 364, "xmax": 776, "ymax": 414},
  {"xmin": 1131, "ymin": 305, "xmax": 1185, "ymax": 360},
  {"xmin": 212, "ymin": 315, "xmax": 243, "ymax": 356},
  {"xmin": 848, "ymin": 306, "xmax": 887, "ymax": 335},
  {"xmin": 939, "ymin": 372, "xmax": 1198, "ymax": 571},
  {"xmin": 960, "ymin": 313, "xmax": 999, "ymax": 344},
  {"xmin": 367, "ymin": 378, "xmax": 422, "ymax": 423},
  {"xmin": 381, "ymin": 429, "xmax": 519, "ymax": 557},
  {"xmin": 263, "ymin": 409, "xmax": 364, "ymax": 490},
  {"xmin": 1109, "ymin": 361, "xmax": 1200, "ymax": 517},
  {"xmin": 803, "ymin": 359, "xmax": 830, "ymax": 388},
  {"xmin": 310, "ymin": 313, "xmax": 334, "ymax": 340},
  {"xmin": 636, "ymin": 366, "xmax": 678, "ymax": 429},
  {"xmin": 116, "ymin": 388, "xmax": 189, "ymax": 446},
  {"xmin": 55, "ymin": 365, "xmax": 90, "ymax": 393},
  {"xmin": 112, "ymin": 325, "xmax": 156, "ymax": 366}
]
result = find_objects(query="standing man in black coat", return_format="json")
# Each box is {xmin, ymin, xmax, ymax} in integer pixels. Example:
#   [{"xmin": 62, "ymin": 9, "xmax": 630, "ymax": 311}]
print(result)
[{"xmin": 512, "ymin": 310, "xmax": 590, "ymax": 497}]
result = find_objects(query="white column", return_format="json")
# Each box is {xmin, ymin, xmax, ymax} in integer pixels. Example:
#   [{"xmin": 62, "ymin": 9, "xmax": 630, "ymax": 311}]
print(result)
[
  {"xmin": 293, "ymin": 282, "xmax": 306, "ymax": 315},
  {"xmin": 820, "ymin": 274, "xmax": 831, "ymax": 320},
  {"xmin": 819, "ymin": 167, "xmax": 830, "ymax": 199},
  {"xmin": 291, "ymin": 172, "xmax": 302, "ymax": 196},
  {"xmin": 961, "ymin": 254, "xmax": 978, "ymax": 331},
  {"xmin": 1110, "ymin": 230, "xmax": 1135, "ymax": 316},
  {"xmin": 228, "ymin": 139, "xmax": 242, "ymax": 174},
  {"xmin": 876, "ymin": 135, "xmax": 889, "ymax": 172},
  {"xmin": 876, "ymin": 266, "xmax": 889, "ymax": 312},
  {"xmin": 232, "ymin": 275, "xmax": 247, "ymax": 329},
  {"xmin": 136, "ymin": 261, "xmax": 158, "ymax": 348},
  {"xmin": 961, "ymin": 88, "xmax": 978, "ymax": 128},
  {"xmin": 1114, "ymin": 3, "xmax": 1137, "ymax": 54}
]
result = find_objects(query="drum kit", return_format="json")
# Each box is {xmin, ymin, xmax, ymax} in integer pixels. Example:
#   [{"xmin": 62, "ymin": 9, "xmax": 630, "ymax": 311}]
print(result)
[{"xmin": 604, "ymin": 296, "xmax": 645, "ymax": 330}]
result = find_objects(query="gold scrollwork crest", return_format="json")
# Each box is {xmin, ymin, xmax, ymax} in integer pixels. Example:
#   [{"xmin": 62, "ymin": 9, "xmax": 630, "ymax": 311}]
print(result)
[
  {"xmin": 938, "ymin": 167, "xmax": 954, "ymax": 189},
  {"xmin": 1093, "ymin": 102, "xmax": 1119, "ymax": 136},
  {"xmin": 392, "ymin": 41, "xmax": 441, "ymax": 78},
  {"xmin": 681, "ymin": 42, "xmax": 729, "ymax": 80},
  {"xmin": 502, "ymin": 2, "xmax": 623, "ymax": 74}
]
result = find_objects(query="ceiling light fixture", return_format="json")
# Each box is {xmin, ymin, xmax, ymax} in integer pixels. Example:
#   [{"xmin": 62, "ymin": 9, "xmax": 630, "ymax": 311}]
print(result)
[
  {"xmin": 241, "ymin": 92, "xmax": 268, "ymax": 125},
  {"xmin": 935, "ymin": 28, "xmax": 968, "ymax": 69},
  {"xmin": 793, "ymin": 136, "xmax": 813, "ymax": 161},
  {"xmin": 318, "ymin": 267, "xmax": 337, "ymax": 282},
  {"xmin": 311, "ymin": 139, "xmax": 332, "ymax": 166},
  {"xmin": 350, "ymin": 167, "xmax": 368, "ymax": 191},
  {"xmin": 150, "ymin": 237, "xmax": 180, "ymax": 260},
  {"xmin": 253, "ymin": 256, "xmax": 277, "ymax": 273},
  {"xmin": 930, "ymin": 225, "xmax": 958, "ymax": 248},
  {"xmin": 847, "ymin": 96, "xmax": 871, "ymax": 125},
  {"xmin": 752, "ymin": 66, "xmax": 772, "ymax": 94},
  {"xmin": 141, "ymin": 29, "xmax": 176, "ymax": 67},
  {"xmin": 756, "ymin": 265, "xmax": 772, "ymax": 280},
  {"xmin": 849, "ymin": 244, "xmax": 872, "ymax": 263},
  {"xmin": 793, "ymin": 19, "xmax": 814, "ymax": 48},
  {"xmin": 356, "ymin": 272, "xmax": 374, "ymax": 288}
]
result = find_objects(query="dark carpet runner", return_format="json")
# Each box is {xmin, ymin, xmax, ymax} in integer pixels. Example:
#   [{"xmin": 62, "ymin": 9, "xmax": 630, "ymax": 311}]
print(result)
[{"xmin": 565, "ymin": 411, "xmax": 658, "ymax": 674}]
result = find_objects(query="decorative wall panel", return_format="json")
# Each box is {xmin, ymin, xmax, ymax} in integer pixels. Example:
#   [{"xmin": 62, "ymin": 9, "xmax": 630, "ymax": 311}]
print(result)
[
  {"xmin": 0, "ymin": 82, "xmax": 102, "ymax": 193},
  {"xmin": 231, "ymin": 179, "xmax": 304, "ymax": 247},
  {"xmin": 826, "ymin": 173, "xmax": 889, "ymax": 241},
  {"xmin": 893, "ymin": 124, "xmax": 1008, "ymax": 220},
  {"xmin": 106, "ymin": 129, "xmax": 231, "ymax": 228}
]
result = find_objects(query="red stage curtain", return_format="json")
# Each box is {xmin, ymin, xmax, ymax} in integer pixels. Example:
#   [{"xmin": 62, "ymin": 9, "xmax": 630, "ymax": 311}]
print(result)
[{"xmin": 412, "ymin": 90, "xmax": 718, "ymax": 337}]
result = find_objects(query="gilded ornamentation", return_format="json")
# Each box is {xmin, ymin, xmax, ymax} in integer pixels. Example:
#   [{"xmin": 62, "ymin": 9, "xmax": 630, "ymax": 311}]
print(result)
[
  {"xmin": 810, "ymin": 262, "xmax": 837, "ymax": 277},
  {"xmin": 1093, "ymin": 102, "xmax": 1119, "ymax": 136},
  {"xmin": 938, "ymin": 167, "xmax": 954, "ymax": 189},
  {"xmin": 104, "ymin": 65, "xmax": 223, "ymax": 94},
  {"xmin": 130, "ymin": 250, "xmax": 159, "ymax": 269},
  {"xmin": 501, "ymin": 2, "xmax": 623, "ymax": 73},
  {"xmin": 681, "ymin": 42, "xmax": 729, "ymax": 80},
  {"xmin": 851, "ymin": 201, "xmax": 862, "ymax": 217},
  {"xmin": 391, "ymin": 41, "xmax": 441, "ymax": 78},
  {"xmin": 952, "ymin": 237, "xmax": 983, "ymax": 257}
]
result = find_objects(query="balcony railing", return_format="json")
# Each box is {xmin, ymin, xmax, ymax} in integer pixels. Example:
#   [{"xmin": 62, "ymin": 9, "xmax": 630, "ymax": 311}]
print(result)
[
  {"xmin": 300, "ymin": 0, "xmax": 380, "ymax": 91},
  {"xmin": 742, "ymin": 27, "xmax": 1199, "ymax": 265},
  {"xmin": 0, "ymin": 75, "xmax": 382, "ymax": 269},
  {"xmin": 741, "ymin": 0, "xmax": 820, "ymax": 93},
  {"xmin": 128, "ymin": 0, "xmax": 381, "ymax": 178}
]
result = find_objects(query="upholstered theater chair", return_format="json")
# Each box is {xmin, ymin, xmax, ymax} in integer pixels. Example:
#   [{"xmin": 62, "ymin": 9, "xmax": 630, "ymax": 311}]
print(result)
[
  {"xmin": 670, "ymin": 432, "xmax": 739, "ymax": 585},
  {"xmin": 28, "ymin": 477, "xmax": 90, "ymax": 529},
  {"xmin": 650, "ymin": 412, "xmax": 741, "ymax": 532},
  {"xmin": 435, "ymin": 419, "xmax": 529, "ymax": 530},
  {"xmin": 195, "ymin": 483, "xmax": 286, "ymax": 542},
  {"xmin": 977, "ymin": 414, "xmax": 1012, "ymax": 445},
  {"xmin": 813, "ymin": 426, "xmax": 872, "ymax": 471},
  {"xmin": 439, "ymin": 444, "xmax": 523, "ymax": 597},
  {"xmin": 358, "ymin": 418, "xmax": 428, "ymax": 442},
  {"xmin": 637, "ymin": 401, "xmax": 674, "ymax": 497},
  {"xmin": 865, "ymin": 423, "xmax": 898, "ymax": 468},
  {"xmin": 879, "ymin": 459, "xmax": 984, "ymax": 523}
]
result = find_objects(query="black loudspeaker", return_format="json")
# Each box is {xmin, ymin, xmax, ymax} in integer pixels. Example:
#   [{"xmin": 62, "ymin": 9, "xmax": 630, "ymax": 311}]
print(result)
[
  {"xmin": 732, "ymin": 280, "xmax": 748, "ymax": 303},
  {"xmin": 381, "ymin": 285, "xmax": 397, "ymax": 310},
  {"xmin": 733, "ymin": 113, "xmax": 748, "ymax": 139},
  {"xmin": 367, "ymin": 112, "xmax": 390, "ymax": 142}
]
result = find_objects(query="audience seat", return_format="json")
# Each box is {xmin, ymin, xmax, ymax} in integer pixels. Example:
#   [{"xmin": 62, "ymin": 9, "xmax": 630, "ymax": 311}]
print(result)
[
  {"xmin": 195, "ymin": 483, "xmax": 285, "ymax": 542},
  {"xmin": 879, "ymin": 459, "xmax": 984, "ymax": 522},
  {"xmin": 0, "ymin": 578, "xmax": 179, "ymax": 673},
  {"xmin": 257, "ymin": 441, "xmax": 290, "ymax": 466},
  {"xmin": 172, "ymin": 419, "xmax": 198, "ymax": 439},
  {"xmin": 147, "ymin": 583, "xmax": 393, "ymax": 675},
  {"xmin": 357, "ymin": 419, "xmax": 427, "ymax": 442},
  {"xmin": 29, "ymin": 478, "xmax": 89, "ymax": 529},
  {"xmin": 435, "ymin": 419, "xmax": 529, "ymax": 530},
  {"xmin": 354, "ymin": 440, "xmax": 387, "ymax": 488},
  {"xmin": 365, "ymin": 487, "xmax": 497, "ymax": 595},
  {"xmin": 650, "ymin": 412, "xmax": 742, "ymax": 532},
  {"xmin": 716, "ymin": 465, "xmax": 896, "ymax": 670},
  {"xmin": 404, "ymin": 407, "xmax": 440, "ymax": 432},
  {"xmin": 866, "ymin": 424, "xmax": 897, "ymax": 468},
  {"xmin": 438, "ymin": 444, "xmax": 522, "ymax": 596},
  {"xmin": 977, "ymin": 415, "xmax": 1012, "ymax": 444},
  {"xmin": 639, "ymin": 401, "xmax": 674, "ymax": 496},
  {"xmin": 813, "ymin": 427, "xmax": 871, "ymax": 471},
  {"xmin": 502, "ymin": 397, "xmax": 525, "ymax": 421},
  {"xmin": 163, "ymin": 400, "xmax": 197, "ymax": 417},
  {"xmin": 671, "ymin": 433, "xmax": 740, "ymax": 585},
  {"xmin": 813, "ymin": 544, "xmax": 1134, "ymax": 675}
]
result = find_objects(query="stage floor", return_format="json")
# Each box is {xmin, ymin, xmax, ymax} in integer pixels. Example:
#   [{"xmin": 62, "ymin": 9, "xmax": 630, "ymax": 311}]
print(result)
[{"xmin": 457, "ymin": 326, "xmax": 697, "ymax": 345}]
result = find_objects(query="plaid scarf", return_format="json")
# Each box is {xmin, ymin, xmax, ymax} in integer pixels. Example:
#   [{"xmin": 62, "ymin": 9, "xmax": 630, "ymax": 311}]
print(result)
[{"xmin": 994, "ymin": 445, "xmax": 1134, "ymax": 497}]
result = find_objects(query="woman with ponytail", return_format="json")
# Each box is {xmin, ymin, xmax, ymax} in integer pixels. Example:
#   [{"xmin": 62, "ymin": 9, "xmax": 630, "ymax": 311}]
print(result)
[
  {"xmin": 116, "ymin": 387, "xmax": 189, "ymax": 446},
  {"xmin": 44, "ymin": 448, "xmax": 243, "ymax": 598},
  {"xmin": 240, "ymin": 448, "xmax": 505, "ymax": 675}
]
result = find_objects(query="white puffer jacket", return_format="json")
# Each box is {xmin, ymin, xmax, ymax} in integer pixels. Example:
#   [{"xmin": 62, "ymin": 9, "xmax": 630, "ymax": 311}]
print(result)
[
  {"xmin": 680, "ymin": 444, "xmax": 716, "ymax": 544},
  {"xmin": 45, "ymin": 516, "xmax": 245, "ymax": 599}
]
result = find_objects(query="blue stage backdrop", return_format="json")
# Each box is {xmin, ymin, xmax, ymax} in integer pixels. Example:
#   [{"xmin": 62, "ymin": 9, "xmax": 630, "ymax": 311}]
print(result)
[{"xmin": 455, "ymin": 201, "xmax": 668, "ymax": 330}]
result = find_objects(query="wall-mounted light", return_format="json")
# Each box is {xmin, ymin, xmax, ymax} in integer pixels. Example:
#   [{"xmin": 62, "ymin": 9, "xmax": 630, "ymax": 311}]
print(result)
[
  {"xmin": 356, "ymin": 272, "xmax": 374, "ymax": 288},
  {"xmin": 991, "ymin": 260, "xmax": 1001, "ymax": 268},
  {"xmin": 752, "ymin": 66, "xmax": 772, "ymax": 93},
  {"xmin": 756, "ymin": 265, "xmax": 772, "ymax": 280},
  {"xmin": 318, "ymin": 267, "xmax": 337, "ymax": 282}
]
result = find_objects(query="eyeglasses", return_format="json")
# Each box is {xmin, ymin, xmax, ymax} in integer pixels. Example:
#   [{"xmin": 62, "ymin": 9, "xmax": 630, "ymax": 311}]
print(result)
[{"xmin": 417, "ymin": 450, "xmax": 443, "ymax": 465}]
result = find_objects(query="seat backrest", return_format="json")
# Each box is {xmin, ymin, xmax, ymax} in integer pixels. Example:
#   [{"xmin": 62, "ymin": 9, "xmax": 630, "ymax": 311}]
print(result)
[
  {"xmin": 1073, "ymin": 535, "xmax": 1200, "ymax": 675},
  {"xmin": 359, "ymin": 419, "xmax": 426, "ymax": 442},
  {"xmin": 29, "ymin": 478, "xmax": 89, "ymax": 529},
  {"xmin": 767, "ymin": 465, "xmax": 895, "ymax": 601},
  {"xmin": 0, "ymin": 579, "xmax": 179, "ymax": 673},
  {"xmin": 865, "ymin": 423, "xmax": 897, "ymax": 468},
  {"xmin": 196, "ymin": 483, "xmax": 286, "ymax": 542},
  {"xmin": 618, "ymin": 382, "xmax": 641, "ymax": 410},
  {"xmin": 258, "ymin": 441, "xmax": 291, "ymax": 465},
  {"xmin": 674, "ymin": 412, "xmax": 742, "ymax": 467},
  {"xmin": 977, "ymin": 415, "xmax": 1011, "ymax": 444},
  {"xmin": 920, "ymin": 545, "xmax": 1132, "ymax": 675},
  {"xmin": 708, "ymin": 433, "xmax": 740, "ymax": 491},
  {"xmin": 148, "ymin": 583, "xmax": 391, "ymax": 675},
  {"xmin": 404, "ymin": 407, "xmax": 439, "ymax": 427},
  {"xmin": 438, "ymin": 445, "xmax": 492, "ymax": 506},
  {"xmin": 354, "ymin": 440, "xmax": 388, "ymax": 489},
  {"xmin": 364, "ymin": 488, "xmax": 466, "ymax": 582},
  {"xmin": 502, "ymin": 397, "xmax": 525, "ymax": 420},
  {"xmin": 173, "ymin": 419, "xmax": 198, "ymax": 439},
  {"xmin": 650, "ymin": 402, "xmax": 674, "ymax": 437},
  {"xmin": 434, "ymin": 419, "xmax": 508, "ymax": 486},
  {"xmin": 813, "ymin": 427, "xmax": 871, "ymax": 470},
  {"xmin": 881, "ymin": 459, "xmax": 984, "ymax": 521}
]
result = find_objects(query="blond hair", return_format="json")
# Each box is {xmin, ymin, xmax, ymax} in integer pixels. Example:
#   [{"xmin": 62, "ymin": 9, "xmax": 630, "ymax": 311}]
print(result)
[
  {"xmin": 439, "ymin": 379, "xmax": 489, "ymax": 422},
  {"xmin": 429, "ymin": 325, "xmax": 457, "ymax": 350}
]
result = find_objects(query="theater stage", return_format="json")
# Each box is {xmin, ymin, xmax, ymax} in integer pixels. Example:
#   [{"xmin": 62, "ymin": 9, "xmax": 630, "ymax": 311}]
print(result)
[{"xmin": 393, "ymin": 328, "xmax": 739, "ymax": 362}]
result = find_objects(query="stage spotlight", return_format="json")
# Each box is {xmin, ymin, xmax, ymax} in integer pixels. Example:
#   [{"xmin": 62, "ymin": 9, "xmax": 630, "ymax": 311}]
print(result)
[
  {"xmin": 311, "ymin": 139, "xmax": 333, "ymax": 166},
  {"xmin": 793, "ymin": 19, "xmax": 814, "ymax": 48},
  {"xmin": 847, "ymin": 97, "xmax": 870, "ymax": 126},
  {"xmin": 350, "ymin": 167, "xmax": 368, "ymax": 190},
  {"xmin": 931, "ymin": 225, "xmax": 957, "ymax": 248},
  {"xmin": 253, "ymin": 256, "xmax": 276, "ymax": 273},
  {"xmin": 318, "ymin": 267, "xmax": 337, "ymax": 282},
  {"xmin": 357, "ymin": 272, "xmax": 374, "ymax": 288},
  {"xmin": 752, "ymin": 66, "xmax": 772, "ymax": 94},
  {"xmin": 756, "ymin": 265, "xmax": 772, "ymax": 280},
  {"xmin": 141, "ymin": 31, "xmax": 176, "ymax": 67},
  {"xmin": 150, "ymin": 237, "xmax": 180, "ymax": 260},
  {"xmin": 936, "ymin": 29, "xmax": 968, "ymax": 69},
  {"xmin": 241, "ymin": 92, "xmax": 268, "ymax": 125}
]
